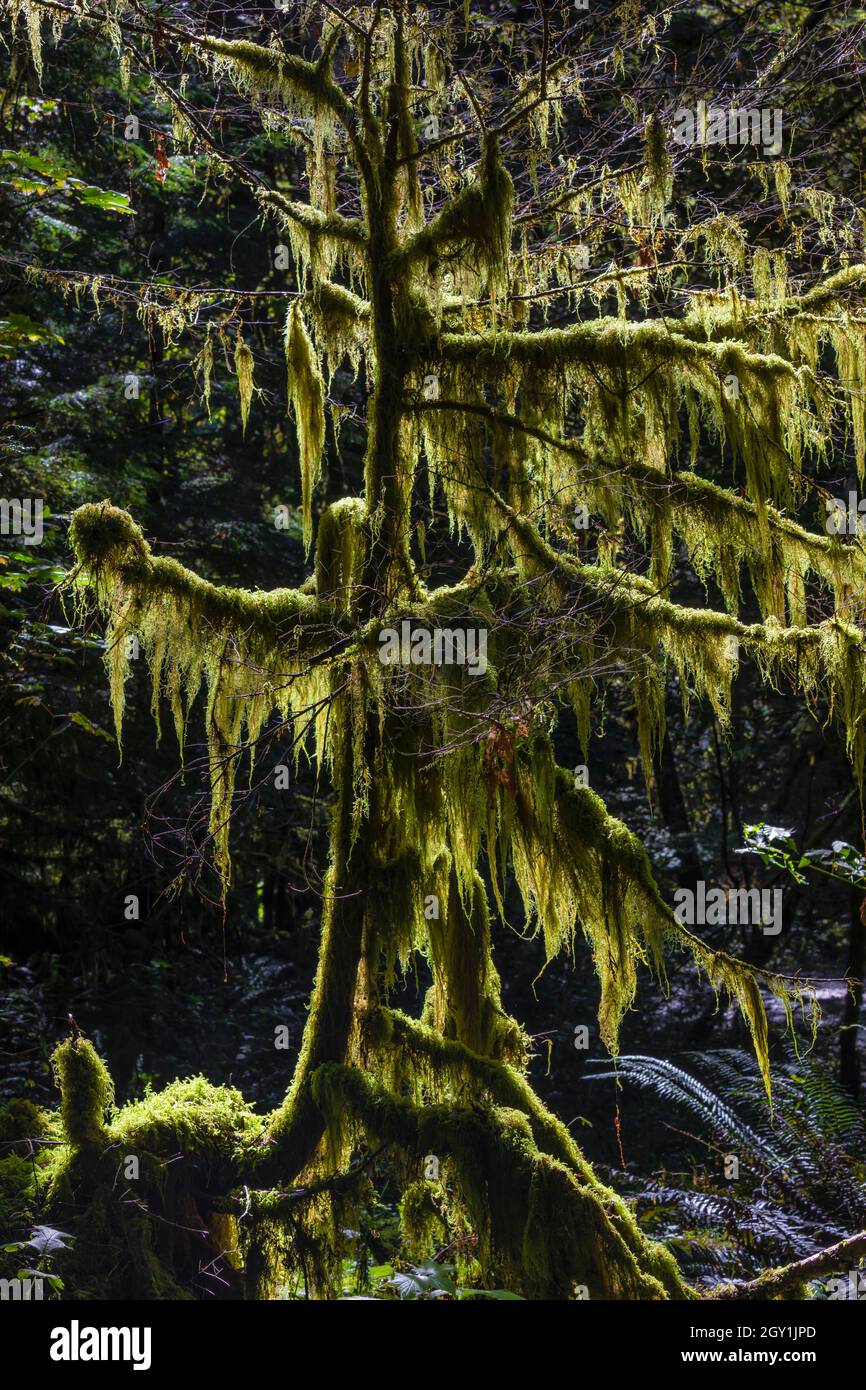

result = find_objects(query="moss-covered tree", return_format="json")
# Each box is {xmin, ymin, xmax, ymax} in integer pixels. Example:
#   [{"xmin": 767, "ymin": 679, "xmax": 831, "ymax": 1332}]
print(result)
[{"xmin": 10, "ymin": 0, "xmax": 866, "ymax": 1298}]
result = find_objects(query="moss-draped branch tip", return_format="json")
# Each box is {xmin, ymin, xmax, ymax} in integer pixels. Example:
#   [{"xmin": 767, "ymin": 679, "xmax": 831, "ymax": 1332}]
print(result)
[{"xmin": 68, "ymin": 501, "xmax": 152, "ymax": 576}]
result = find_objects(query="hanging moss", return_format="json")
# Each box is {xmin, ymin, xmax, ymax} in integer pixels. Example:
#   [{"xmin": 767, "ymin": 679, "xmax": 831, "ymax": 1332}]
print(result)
[
  {"xmin": 41, "ymin": 11, "xmax": 866, "ymax": 1302},
  {"xmin": 433, "ymin": 315, "xmax": 835, "ymax": 510},
  {"xmin": 66, "ymin": 493, "xmax": 828, "ymax": 1121},
  {"xmin": 398, "ymin": 134, "xmax": 514, "ymax": 313},
  {"xmin": 306, "ymin": 280, "xmax": 370, "ymax": 390},
  {"xmin": 234, "ymin": 327, "xmax": 255, "ymax": 435},
  {"xmin": 643, "ymin": 113, "xmax": 673, "ymax": 219},
  {"xmin": 554, "ymin": 771, "xmax": 814, "ymax": 1101},
  {"xmin": 66, "ymin": 500, "xmax": 346, "ymax": 883},
  {"xmin": 310, "ymin": 1062, "xmax": 690, "ymax": 1300},
  {"xmin": 419, "ymin": 386, "xmax": 866, "ymax": 623},
  {"xmin": 485, "ymin": 486, "xmax": 866, "ymax": 792},
  {"xmin": 286, "ymin": 303, "xmax": 327, "ymax": 552},
  {"xmin": 314, "ymin": 496, "xmax": 368, "ymax": 610},
  {"xmin": 197, "ymin": 328, "xmax": 215, "ymax": 419}
]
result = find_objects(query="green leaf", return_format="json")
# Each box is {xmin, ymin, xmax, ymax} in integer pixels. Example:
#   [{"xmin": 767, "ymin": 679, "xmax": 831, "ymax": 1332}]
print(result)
[
  {"xmin": 69, "ymin": 711, "xmax": 114, "ymax": 742},
  {"xmin": 0, "ymin": 313, "xmax": 64, "ymax": 358},
  {"xmin": 27, "ymin": 1225, "xmax": 74, "ymax": 1254},
  {"xmin": 72, "ymin": 184, "xmax": 135, "ymax": 214}
]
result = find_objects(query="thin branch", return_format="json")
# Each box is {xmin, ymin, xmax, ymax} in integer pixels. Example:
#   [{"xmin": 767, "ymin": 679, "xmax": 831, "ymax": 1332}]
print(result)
[{"xmin": 710, "ymin": 1229, "xmax": 866, "ymax": 1299}]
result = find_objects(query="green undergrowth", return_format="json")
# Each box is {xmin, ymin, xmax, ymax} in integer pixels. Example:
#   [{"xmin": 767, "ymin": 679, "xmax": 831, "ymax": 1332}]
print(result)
[{"xmin": 0, "ymin": 1098, "xmax": 63, "ymax": 1282}]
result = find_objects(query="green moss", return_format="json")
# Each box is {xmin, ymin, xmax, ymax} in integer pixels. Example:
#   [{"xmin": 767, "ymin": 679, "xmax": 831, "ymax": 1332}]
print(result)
[
  {"xmin": 285, "ymin": 303, "xmax": 327, "ymax": 552},
  {"xmin": 67, "ymin": 500, "xmax": 344, "ymax": 883},
  {"xmin": 108, "ymin": 1076, "xmax": 263, "ymax": 1160},
  {"xmin": 396, "ymin": 134, "xmax": 514, "ymax": 313},
  {"xmin": 311, "ymin": 1062, "xmax": 691, "ymax": 1300},
  {"xmin": 42, "ymin": 1045, "xmax": 264, "ymax": 1299},
  {"xmin": 307, "ymin": 281, "xmax": 369, "ymax": 388},
  {"xmin": 51, "ymin": 20, "xmax": 866, "ymax": 1303},
  {"xmin": 643, "ymin": 113, "xmax": 673, "ymax": 217},
  {"xmin": 0, "ymin": 1098, "xmax": 63, "ymax": 1244},
  {"xmin": 234, "ymin": 327, "xmax": 255, "ymax": 434},
  {"xmin": 315, "ymin": 496, "xmax": 368, "ymax": 610},
  {"xmin": 399, "ymin": 1179, "xmax": 447, "ymax": 1259},
  {"xmin": 0, "ymin": 1151, "xmax": 38, "ymax": 1220},
  {"xmin": 0, "ymin": 1097, "xmax": 53, "ymax": 1144},
  {"xmin": 52, "ymin": 1038, "xmax": 114, "ymax": 1148}
]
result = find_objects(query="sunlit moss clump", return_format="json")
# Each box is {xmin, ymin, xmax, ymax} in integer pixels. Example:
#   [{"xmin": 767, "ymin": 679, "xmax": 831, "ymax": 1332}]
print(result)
[
  {"xmin": 44, "ymin": 1042, "xmax": 264, "ymax": 1299},
  {"xmin": 52, "ymin": 1038, "xmax": 114, "ymax": 1148}
]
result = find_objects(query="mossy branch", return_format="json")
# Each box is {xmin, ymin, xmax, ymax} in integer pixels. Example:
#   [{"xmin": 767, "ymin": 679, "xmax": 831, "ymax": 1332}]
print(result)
[
  {"xmin": 67, "ymin": 502, "xmax": 344, "ymax": 713},
  {"xmin": 391, "ymin": 135, "xmax": 513, "ymax": 282},
  {"xmin": 412, "ymin": 393, "xmax": 866, "ymax": 619},
  {"xmin": 710, "ymin": 1230, "xmax": 866, "ymax": 1300},
  {"xmin": 437, "ymin": 317, "xmax": 809, "ymax": 382},
  {"xmin": 162, "ymin": 31, "xmax": 359, "ymax": 141},
  {"xmin": 67, "ymin": 502, "xmax": 330, "ymax": 638},
  {"xmin": 373, "ymin": 1006, "xmax": 614, "ymax": 1183},
  {"xmin": 551, "ymin": 767, "xmax": 816, "ymax": 1102},
  {"xmin": 679, "ymin": 263, "xmax": 866, "ymax": 341},
  {"xmin": 260, "ymin": 191, "xmax": 367, "ymax": 247},
  {"xmin": 309, "ymin": 1060, "xmax": 690, "ymax": 1299},
  {"xmin": 487, "ymin": 485, "xmax": 866, "ymax": 784}
]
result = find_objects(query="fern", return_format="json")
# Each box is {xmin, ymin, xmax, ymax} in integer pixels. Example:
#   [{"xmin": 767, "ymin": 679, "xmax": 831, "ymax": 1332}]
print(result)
[{"xmin": 585, "ymin": 1050, "xmax": 866, "ymax": 1283}]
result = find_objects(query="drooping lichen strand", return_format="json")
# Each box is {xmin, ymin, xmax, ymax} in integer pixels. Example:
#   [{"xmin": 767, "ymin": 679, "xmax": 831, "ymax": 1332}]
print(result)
[
  {"xmin": 285, "ymin": 303, "xmax": 327, "ymax": 552},
  {"xmin": 306, "ymin": 281, "xmax": 369, "ymax": 390},
  {"xmin": 234, "ymin": 328, "xmax": 255, "ymax": 435},
  {"xmin": 414, "ymin": 264, "xmax": 866, "ymax": 570}
]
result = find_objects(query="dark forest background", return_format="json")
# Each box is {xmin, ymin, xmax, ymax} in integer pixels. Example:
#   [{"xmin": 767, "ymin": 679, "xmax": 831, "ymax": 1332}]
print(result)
[{"xmin": 2, "ymin": 0, "xmax": 866, "ymax": 1294}]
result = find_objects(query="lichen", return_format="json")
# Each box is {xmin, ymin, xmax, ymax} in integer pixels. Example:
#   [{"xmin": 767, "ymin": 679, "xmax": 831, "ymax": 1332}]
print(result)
[
  {"xmin": 234, "ymin": 326, "xmax": 255, "ymax": 435},
  {"xmin": 285, "ymin": 303, "xmax": 327, "ymax": 552}
]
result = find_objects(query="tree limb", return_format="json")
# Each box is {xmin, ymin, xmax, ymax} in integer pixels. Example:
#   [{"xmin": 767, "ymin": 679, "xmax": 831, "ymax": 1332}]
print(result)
[{"xmin": 710, "ymin": 1230, "xmax": 866, "ymax": 1299}]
